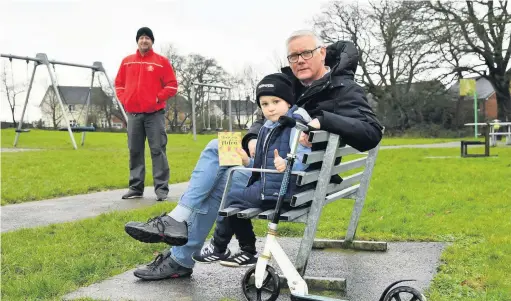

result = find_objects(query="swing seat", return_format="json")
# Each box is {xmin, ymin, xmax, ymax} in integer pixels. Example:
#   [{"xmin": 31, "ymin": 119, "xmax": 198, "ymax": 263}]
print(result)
[
  {"xmin": 59, "ymin": 126, "xmax": 96, "ymax": 132},
  {"xmin": 15, "ymin": 129, "xmax": 30, "ymax": 133}
]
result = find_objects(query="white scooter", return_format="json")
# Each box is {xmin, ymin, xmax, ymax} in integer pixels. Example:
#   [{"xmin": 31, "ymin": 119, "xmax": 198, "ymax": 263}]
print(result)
[{"xmin": 241, "ymin": 116, "xmax": 427, "ymax": 301}]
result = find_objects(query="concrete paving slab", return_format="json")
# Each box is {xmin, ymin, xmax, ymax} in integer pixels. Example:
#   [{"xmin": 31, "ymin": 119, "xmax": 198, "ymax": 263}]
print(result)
[
  {"xmin": 1, "ymin": 183, "xmax": 189, "ymax": 233},
  {"xmin": 64, "ymin": 238, "xmax": 446, "ymax": 301}
]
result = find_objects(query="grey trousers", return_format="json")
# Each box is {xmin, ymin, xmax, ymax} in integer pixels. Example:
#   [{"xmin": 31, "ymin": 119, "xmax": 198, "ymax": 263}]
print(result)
[{"xmin": 127, "ymin": 110, "xmax": 169, "ymax": 197}]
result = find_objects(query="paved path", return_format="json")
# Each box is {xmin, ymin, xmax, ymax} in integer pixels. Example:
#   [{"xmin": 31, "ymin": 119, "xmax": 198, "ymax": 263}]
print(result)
[
  {"xmin": 0, "ymin": 147, "xmax": 44, "ymax": 152},
  {"xmin": 63, "ymin": 238, "xmax": 445, "ymax": 301},
  {"xmin": 1, "ymin": 183, "xmax": 189, "ymax": 233},
  {"xmin": 380, "ymin": 141, "xmax": 461, "ymax": 149}
]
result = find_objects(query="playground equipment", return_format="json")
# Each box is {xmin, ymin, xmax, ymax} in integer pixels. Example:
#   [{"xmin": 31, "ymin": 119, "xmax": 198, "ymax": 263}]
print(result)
[
  {"xmin": 190, "ymin": 82, "xmax": 232, "ymax": 141},
  {"xmin": 1, "ymin": 53, "xmax": 127, "ymax": 149}
]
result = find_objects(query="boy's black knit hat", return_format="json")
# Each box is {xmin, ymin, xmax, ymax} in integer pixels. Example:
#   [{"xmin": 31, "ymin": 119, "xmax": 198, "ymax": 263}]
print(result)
[
  {"xmin": 136, "ymin": 27, "xmax": 154, "ymax": 43},
  {"xmin": 255, "ymin": 73, "xmax": 295, "ymax": 107}
]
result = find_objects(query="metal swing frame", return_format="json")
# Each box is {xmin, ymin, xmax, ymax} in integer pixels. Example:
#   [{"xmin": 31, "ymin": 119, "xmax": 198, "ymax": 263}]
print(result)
[
  {"xmin": 1, "ymin": 53, "xmax": 128, "ymax": 150},
  {"xmin": 190, "ymin": 82, "xmax": 232, "ymax": 141}
]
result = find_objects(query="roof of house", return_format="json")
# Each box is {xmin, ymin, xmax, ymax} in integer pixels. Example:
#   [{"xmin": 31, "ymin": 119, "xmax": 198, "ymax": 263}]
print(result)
[{"xmin": 41, "ymin": 86, "xmax": 112, "ymax": 106}]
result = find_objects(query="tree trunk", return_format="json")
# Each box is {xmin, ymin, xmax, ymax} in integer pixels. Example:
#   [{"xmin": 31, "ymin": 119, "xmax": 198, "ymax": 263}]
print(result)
[
  {"xmin": 10, "ymin": 107, "xmax": 17, "ymax": 128},
  {"xmin": 493, "ymin": 80, "xmax": 511, "ymax": 121}
]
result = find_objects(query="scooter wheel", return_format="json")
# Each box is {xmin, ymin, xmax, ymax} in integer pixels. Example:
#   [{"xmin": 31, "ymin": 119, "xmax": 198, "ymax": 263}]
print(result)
[
  {"xmin": 383, "ymin": 286, "xmax": 427, "ymax": 301},
  {"xmin": 241, "ymin": 265, "xmax": 280, "ymax": 301}
]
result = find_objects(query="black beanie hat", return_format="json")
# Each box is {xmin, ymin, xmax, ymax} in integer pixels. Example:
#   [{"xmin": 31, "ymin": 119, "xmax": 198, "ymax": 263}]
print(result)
[
  {"xmin": 136, "ymin": 27, "xmax": 154, "ymax": 43},
  {"xmin": 255, "ymin": 73, "xmax": 295, "ymax": 107}
]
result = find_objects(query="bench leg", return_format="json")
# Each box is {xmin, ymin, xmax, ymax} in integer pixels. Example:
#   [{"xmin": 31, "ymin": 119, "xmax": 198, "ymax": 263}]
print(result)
[
  {"xmin": 345, "ymin": 146, "xmax": 379, "ymax": 243},
  {"xmin": 294, "ymin": 134, "xmax": 340, "ymax": 276}
]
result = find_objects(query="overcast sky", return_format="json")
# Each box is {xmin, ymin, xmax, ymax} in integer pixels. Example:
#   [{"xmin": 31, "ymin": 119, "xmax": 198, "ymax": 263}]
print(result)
[{"xmin": 0, "ymin": 0, "xmax": 334, "ymax": 122}]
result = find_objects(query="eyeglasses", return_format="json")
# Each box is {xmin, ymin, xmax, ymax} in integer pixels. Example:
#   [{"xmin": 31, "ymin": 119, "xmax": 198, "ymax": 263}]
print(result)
[{"xmin": 287, "ymin": 47, "xmax": 321, "ymax": 63}]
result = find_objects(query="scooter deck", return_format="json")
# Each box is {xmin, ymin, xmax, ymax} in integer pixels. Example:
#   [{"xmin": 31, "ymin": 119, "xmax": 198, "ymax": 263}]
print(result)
[{"xmin": 290, "ymin": 293, "xmax": 348, "ymax": 301}]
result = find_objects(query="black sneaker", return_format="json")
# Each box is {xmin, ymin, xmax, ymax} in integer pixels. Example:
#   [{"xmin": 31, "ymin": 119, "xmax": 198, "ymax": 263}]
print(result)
[
  {"xmin": 192, "ymin": 242, "xmax": 231, "ymax": 263},
  {"xmin": 122, "ymin": 190, "xmax": 143, "ymax": 199},
  {"xmin": 219, "ymin": 250, "xmax": 257, "ymax": 267},
  {"xmin": 124, "ymin": 213, "xmax": 188, "ymax": 245},
  {"xmin": 156, "ymin": 195, "xmax": 167, "ymax": 202},
  {"xmin": 134, "ymin": 250, "xmax": 193, "ymax": 280}
]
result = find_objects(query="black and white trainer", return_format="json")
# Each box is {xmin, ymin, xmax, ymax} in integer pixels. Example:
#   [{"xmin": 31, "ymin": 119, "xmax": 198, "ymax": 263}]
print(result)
[
  {"xmin": 219, "ymin": 250, "xmax": 257, "ymax": 267},
  {"xmin": 192, "ymin": 242, "xmax": 231, "ymax": 263}
]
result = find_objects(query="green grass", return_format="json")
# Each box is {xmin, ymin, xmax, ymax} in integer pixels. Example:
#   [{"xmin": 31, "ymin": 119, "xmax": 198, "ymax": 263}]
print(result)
[
  {"xmin": 0, "ymin": 129, "xmax": 477, "ymax": 204},
  {"xmin": 2, "ymin": 146, "xmax": 510, "ymax": 300},
  {"xmin": 0, "ymin": 130, "xmax": 216, "ymax": 204}
]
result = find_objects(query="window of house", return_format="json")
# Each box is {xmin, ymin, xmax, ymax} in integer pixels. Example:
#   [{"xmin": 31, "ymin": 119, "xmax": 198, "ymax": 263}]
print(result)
[{"xmin": 68, "ymin": 105, "xmax": 75, "ymax": 112}]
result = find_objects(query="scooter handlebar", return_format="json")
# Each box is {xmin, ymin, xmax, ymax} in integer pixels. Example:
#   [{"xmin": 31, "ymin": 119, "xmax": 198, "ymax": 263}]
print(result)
[{"xmin": 277, "ymin": 116, "xmax": 317, "ymax": 133}]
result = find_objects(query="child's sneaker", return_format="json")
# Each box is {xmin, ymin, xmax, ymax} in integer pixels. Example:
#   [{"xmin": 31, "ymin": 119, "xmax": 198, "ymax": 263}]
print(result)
[
  {"xmin": 192, "ymin": 242, "xmax": 231, "ymax": 263},
  {"xmin": 219, "ymin": 250, "xmax": 257, "ymax": 267}
]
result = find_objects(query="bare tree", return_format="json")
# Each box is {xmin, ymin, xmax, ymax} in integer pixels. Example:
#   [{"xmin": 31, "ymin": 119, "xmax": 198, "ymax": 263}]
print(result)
[
  {"xmin": 95, "ymin": 73, "xmax": 126, "ymax": 128},
  {"xmin": 1, "ymin": 61, "xmax": 25, "ymax": 127},
  {"xmin": 40, "ymin": 86, "xmax": 63, "ymax": 129},
  {"xmin": 314, "ymin": 0, "xmax": 442, "ymax": 129},
  {"xmin": 427, "ymin": 0, "xmax": 511, "ymax": 121},
  {"xmin": 160, "ymin": 44, "xmax": 229, "ymax": 132},
  {"xmin": 270, "ymin": 50, "xmax": 287, "ymax": 72},
  {"xmin": 160, "ymin": 44, "xmax": 186, "ymax": 131},
  {"xmin": 241, "ymin": 65, "xmax": 262, "ymax": 127}
]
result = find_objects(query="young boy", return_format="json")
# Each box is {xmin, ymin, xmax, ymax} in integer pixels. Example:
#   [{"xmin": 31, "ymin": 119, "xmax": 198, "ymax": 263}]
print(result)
[{"xmin": 192, "ymin": 73, "xmax": 312, "ymax": 267}]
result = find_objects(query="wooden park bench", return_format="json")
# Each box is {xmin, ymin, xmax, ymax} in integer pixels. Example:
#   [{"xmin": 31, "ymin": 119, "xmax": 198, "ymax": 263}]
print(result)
[
  {"xmin": 218, "ymin": 129, "xmax": 385, "ymax": 290},
  {"xmin": 461, "ymin": 123, "xmax": 490, "ymax": 157}
]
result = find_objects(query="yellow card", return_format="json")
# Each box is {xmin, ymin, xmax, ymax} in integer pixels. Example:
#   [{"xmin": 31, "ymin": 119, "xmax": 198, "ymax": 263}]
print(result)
[{"xmin": 218, "ymin": 132, "xmax": 242, "ymax": 166}]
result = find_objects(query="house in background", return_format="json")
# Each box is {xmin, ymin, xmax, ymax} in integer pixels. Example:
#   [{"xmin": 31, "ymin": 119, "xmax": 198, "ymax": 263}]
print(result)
[
  {"xmin": 39, "ymin": 86, "xmax": 125, "ymax": 129},
  {"xmin": 447, "ymin": 76, "xmax": 499, "ymax": 120}
]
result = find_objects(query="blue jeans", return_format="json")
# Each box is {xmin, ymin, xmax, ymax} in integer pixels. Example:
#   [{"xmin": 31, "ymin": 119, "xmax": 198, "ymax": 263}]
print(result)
[{"xmin": 170, "ymin": 139, "xmax": 251, "ymax": 268}]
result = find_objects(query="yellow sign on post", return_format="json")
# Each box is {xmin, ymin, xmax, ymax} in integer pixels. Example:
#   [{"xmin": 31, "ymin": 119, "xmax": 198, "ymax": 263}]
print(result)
[
  {"xmin": 459, "ymin": 78, "xmax": 476, "ymax": 96},
  {"xmin": 460, "ymin": 78, "xmax": 479, "ymax": 138},
  {"xmin": 218, "ymin": 132, "xmax": 242, "ymax": 166}
]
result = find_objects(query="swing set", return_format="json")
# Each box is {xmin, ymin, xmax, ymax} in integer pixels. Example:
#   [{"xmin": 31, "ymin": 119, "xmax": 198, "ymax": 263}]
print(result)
[
  {"xmin": 0, "ymin": 53, "xmax": 127, "ymax": 150},
  {"xmin": 190, "ymin": 82, "xmax": 232, "ymax": 141}
]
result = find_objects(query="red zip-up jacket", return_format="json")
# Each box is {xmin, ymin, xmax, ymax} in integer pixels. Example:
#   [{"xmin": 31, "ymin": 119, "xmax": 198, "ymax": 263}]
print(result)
[{"xmin": 115, "ymin": 49, "xmax": 178, "ymax": 113}]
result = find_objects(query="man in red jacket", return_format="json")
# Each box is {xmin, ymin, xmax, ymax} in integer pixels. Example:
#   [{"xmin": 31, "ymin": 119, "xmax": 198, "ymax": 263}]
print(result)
[{"xmin": 115, "ymin": 27, "xmax": 178, "ymax": 201}]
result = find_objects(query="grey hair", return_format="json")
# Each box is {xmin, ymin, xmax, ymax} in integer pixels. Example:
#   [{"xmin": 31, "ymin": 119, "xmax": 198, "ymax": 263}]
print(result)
[{"xmin": 286, "ymin": 30, "xmax": 324, "ymax": 49}]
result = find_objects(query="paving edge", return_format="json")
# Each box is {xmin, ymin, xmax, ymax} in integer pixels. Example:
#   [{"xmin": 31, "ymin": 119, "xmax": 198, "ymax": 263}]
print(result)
[{"xmin": 312, "ymin": 239, "xmax": 388, "ymax": 251}]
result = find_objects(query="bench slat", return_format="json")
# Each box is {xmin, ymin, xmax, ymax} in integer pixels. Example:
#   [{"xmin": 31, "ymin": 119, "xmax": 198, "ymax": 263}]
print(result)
[
  {"xmin": 291, "ymin": 172, "xmax": 363, "ymax": 207},
  {"xmin": 324, "ymin": 185, "xmax": 360, "ymax": 205},
  {"xmin": 218, "ymin": 207, "xmax": 241, "ymax": 217},
  {"xmin": 237, "ymin": 208, "xmax": 263, "ymax": 219},
  {"xmin": 257, "ymin": 209, "xmax": 291, "ymax": 220},
  {"xmin": 297, "ymin": 157, "xmax": 367, "ymax": 186},
  {"xmin": 258, "ymin": 209, "xmax": 276, "ymax": 220},
  {"xmin": 280, "ymin": 207, "xmax": 310, "ymax": 221},
  {"xmin": 302, "ymin": 146, "xmax": 359, "ymax": 164}
]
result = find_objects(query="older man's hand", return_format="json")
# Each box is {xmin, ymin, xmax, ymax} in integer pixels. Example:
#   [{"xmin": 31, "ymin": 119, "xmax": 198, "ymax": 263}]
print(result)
[
  {"xmin": 299, "ymin": 118, "xmax": 321, "ymax": 148},
  {"xmin": 308, "ymin": 118, "xmax": 321, "ymax": 129}
]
